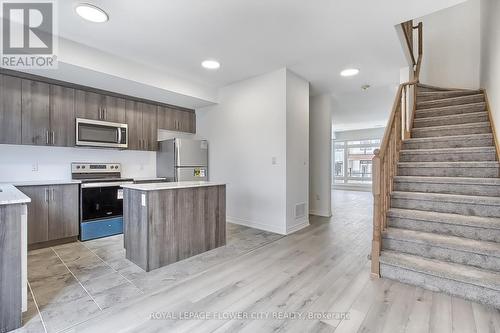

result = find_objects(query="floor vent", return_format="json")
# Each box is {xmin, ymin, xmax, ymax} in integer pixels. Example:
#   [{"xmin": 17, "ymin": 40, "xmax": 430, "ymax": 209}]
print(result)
[{"xmin": 295, "ymin": 203, "xmax": 306, "ymax": 219}]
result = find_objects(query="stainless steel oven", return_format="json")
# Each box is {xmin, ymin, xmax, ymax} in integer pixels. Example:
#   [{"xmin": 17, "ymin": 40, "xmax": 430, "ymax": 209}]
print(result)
[
  {"xmin": 76, "ymin": 118, "xmax": 128, "ymax": 148},
  {"xmin": 72, "ymin": 163, "xmax": 133, "ymax": 241}
]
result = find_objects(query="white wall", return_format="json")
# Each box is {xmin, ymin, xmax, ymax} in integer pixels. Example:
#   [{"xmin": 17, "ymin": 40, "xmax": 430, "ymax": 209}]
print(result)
[
  {"xmin": 309, "ymin": 95, "xmax": 332, "ymax": 217},
  {"xmin": 285, "ymin": 71, "xmax": 310, "ymax": 233},
  {"xmin": 0, "ymin": 145, "xmax": 155, "ymax": 182},
  {"xmin": 480, "ymin": 0, "xmax": 500, "ymax": 145},
  {"xmin": 196, "ymin": 68, "xmax": 310, "ymax": 235},
  {"xmin": 418, "ymin": 0, "xmax": 481, "ymax": 89},
  {"xmin": 196, "ymin": 69, "xmax": 288, "ymax": 234}
]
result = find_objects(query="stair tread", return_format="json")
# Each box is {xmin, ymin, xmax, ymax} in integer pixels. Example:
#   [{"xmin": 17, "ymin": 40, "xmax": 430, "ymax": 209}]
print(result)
[
  {"xmin": 417, "ymin": 90, "xmax": 482, "ymax": 96},
  {"xmin": 391, "ymin": 191, "xmax": 500, "ymax": 205},
  {"xmin": 417, "ymin": 94, "xmax": 485, "ymax": 108},
  {"xmin": 400, "ymin": 147, "xmax": 496, "ymax": 154},
  {"xmin": 403, "ymin": 133, "xmax": 493, "ymax": 143},
  {"xmin": 414, "ymin": 111, "xmax": 488, "ymax": 122},
  {"xmin": 398, "ymin": 161, "xmax": 499, "ymax": 167},
  {"xmin": 388, "ymin": 208, "xmax": 500, "ymax": 230},
  {"xmin": 394, "ymin": 175, "xmax": 500, "ymax": 185},
  {"xmin": 380, "ymin": 250, "xmax": 500, "ymax": 291},
  {"xmin": 415, "ymin": 102, "xmax": 486, "ymax": 115},
  {"xmin": 383, "ymin": 227, "xmax": 500, "ymax": 257},
  {"xmin": 412, "ymin": 121, "xmax": 490, "ymax": 132}
]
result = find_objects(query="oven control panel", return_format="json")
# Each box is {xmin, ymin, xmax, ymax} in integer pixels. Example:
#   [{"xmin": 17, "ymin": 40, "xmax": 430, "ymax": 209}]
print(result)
[{"xmin": 71, "ymin": 163, "xmax": 121, "ymax": 174}]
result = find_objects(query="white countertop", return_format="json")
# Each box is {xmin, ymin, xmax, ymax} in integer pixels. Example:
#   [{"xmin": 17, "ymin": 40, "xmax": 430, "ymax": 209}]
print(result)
[
  {"xmin": 6, "ymin": 180, "xmax": 82, "ymax": 187},
  {"xmin": 122, "ymin": 181, "xmax": 225, "ymax": 191},
  {"xmin": 133, "ymin": 177, "xmax": 167, "ymax": 182},
  {"xmin": 0, "ymin": 184, "xmax": 31, "ymax": 205}
]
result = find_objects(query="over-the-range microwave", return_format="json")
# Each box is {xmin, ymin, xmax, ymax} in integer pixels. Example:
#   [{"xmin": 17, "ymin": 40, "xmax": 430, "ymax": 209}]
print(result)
[{"xmin": 76, "ymin": 118, "xmax": 128, "ymax": 149}]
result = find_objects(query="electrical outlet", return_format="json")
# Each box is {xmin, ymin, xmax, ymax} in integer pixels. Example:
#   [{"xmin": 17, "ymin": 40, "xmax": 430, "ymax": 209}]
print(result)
[
  {"xmin": 32, "ymin": 162, "xmax": 38, "ymax": 172},
  {"xmin": 316, "ymin": 194, "xmax": 320, "ymax": 201},
  {"xmin": 271, "ymin": 157, "xmax": 277, "ymax": 165}
]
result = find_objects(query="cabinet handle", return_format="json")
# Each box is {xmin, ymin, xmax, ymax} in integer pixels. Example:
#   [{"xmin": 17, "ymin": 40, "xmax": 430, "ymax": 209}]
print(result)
[
  {"xmin": 45, "ymin": 130, "xmax": 49, "ymax": 145},
  {"xmin": 104, "ymin": 108, "xmax": 107, "ymax": 120},
  {"xmin": 99, "ymin": 107, "xmax": 103, "ymax": 120},
  {"xmin": 45, "ymin": 188, "xmax": 49, "ymax": 202},
  {"xmin": 51, "ymin": 131, "xmax": 55, "ymax": 145},
  {"xmin": 51, "ymin": 188, "xmax": 55, "ymax": 202}
]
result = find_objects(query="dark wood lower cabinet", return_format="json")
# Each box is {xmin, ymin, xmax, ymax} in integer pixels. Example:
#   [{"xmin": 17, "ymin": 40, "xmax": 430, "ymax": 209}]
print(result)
[{"xmin": 18, "ymin": 184, "xmax": 79, "ymax": 248}]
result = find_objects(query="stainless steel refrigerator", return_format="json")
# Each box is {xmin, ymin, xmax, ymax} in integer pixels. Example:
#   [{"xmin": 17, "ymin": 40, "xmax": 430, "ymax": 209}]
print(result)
[{"xmin": 156, "ymin": 138, "xmax": 208, "ymax": 181}]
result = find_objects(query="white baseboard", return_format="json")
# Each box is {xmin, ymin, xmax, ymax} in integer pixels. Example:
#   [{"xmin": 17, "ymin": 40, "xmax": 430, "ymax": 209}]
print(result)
[
  {"xmin": 227, "ymin": 216, "xmax": 287, "ymax": 235},
  {"xmin": 309, "ymin": 209, "xmax": 332, "ymax": 217},
  {"xmin": 332, "ymin": 184, "xmax": 372, "ymax": 192},
  {"xmin": 286, "ymin": 217, "xmax": 310, "ymax": 235}
]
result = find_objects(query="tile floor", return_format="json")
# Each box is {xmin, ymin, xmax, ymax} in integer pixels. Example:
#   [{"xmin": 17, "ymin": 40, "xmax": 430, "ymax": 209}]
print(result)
[{"xmin": 15, "ymin": 223, "xmax": 283, "ymax": 333}]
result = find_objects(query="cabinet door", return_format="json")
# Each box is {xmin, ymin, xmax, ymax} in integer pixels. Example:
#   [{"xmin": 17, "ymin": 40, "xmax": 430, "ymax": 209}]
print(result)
[
  {"xmin": 18, "ymin": 186, "xmax": 49, "ymax": 245},
  {"xmin": 177, "ymin": 111, "xmax": 195, "ymax": 133},
  {"xmin": 142, "ymin": 103, "xmax": 158, "ymax": 151},
  {"xmin": 48, "ymin": 185, "xmax": 79, "ymax": 241},
  {"xmin": 125, "ymin": 100, "xmax": 143, "ymax": 150},
  {"xmin": 187, "ymin": 112, "xmax": 196, "ymax": 133},
  {"xmin": 21, "ymin": 79, "xmax": 50, "ymax": 145},
  {"xmin": 157, "ymin": 105, "xmax": 176, "ymax": 131},
  {"xmin": 0, "ymin": 75, "xmax": 22, "ymax": 144},
  {"xmin": 75, "ymin": 90, "xmax": 102, "ymax": 121},
  {"xmin": 103, "ymin": 95, "xmax": 126, "ymax": 123},
  {"xmin": 50, "ymin": 85, "xmax": 75, "ymax": 147}
]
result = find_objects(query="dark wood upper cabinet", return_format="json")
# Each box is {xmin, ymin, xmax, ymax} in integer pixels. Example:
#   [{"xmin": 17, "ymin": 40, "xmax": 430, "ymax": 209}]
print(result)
[
  {"xmin": 125, "ymin": 100, "xmax": 143, "ymax": 150},
  {"xmin": 0, "ymin": 75, "xmax": 22, "ymax": 144},
  {"xmin": 75, "ymin": 90, "xmax": 101, "ymax": 121},
  {"xmin": 142, "ymin": 103, "xmax": 158, "ymax": 151},
  {"xmin": 157, "ymin": 105, "xmax": 176, "ymax": 131},
  {"xmin": 21, "ymin": 79, "xmax": 50, "ymax": 146},
  {"xmin": 102, "ymin": 95, "xmax": 126, "ymax": 123},
  {"xmin": 76, "ymin": 90, "xmax": 126, "ymax": 123},
  {"xmin": 50, "ymin": 85, "xmax": 75, "ymax": 147}
]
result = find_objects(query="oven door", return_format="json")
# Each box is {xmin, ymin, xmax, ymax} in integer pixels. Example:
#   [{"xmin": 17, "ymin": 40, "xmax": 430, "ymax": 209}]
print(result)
[
  {"xmin": 81, "ymin": 185, "xmax": 124, "ymax": 222},
  {"xmin": 76, "ymin": 118, "xmax": 128, "ymax": 148}
]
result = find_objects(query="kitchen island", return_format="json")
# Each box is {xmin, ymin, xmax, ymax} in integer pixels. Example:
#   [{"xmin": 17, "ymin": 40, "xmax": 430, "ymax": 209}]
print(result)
[{"xmin": 121, "ymin": 181, "xmax": 226, "ymax": 272}]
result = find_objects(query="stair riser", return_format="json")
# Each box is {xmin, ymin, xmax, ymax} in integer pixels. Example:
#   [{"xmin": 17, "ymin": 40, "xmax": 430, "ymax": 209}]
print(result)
[
  {"xmin": 398, "ymin": 166, "xmax": 499, "ymax": 178},
  {"xmin": 399, "ymin": 151, "xmax": 496, "ymax": 162},
  {"xmin": 413, "ymin": 114, "xmax": 489, "ymax": 128},
  {"xmin": 402, "ymin": 138, "xmax": 494, "ymax": 150},
  {"xmin": 417, "ymin": 91, "xmax": 481, "ymax": 102},
  {"xmin": 415, "ymin": 103, "xmax": 486, "ymax": 118},
  {"xmin": 388, "ymin": 217, "xmax": 500, "ymax": 242},
  {"xmin": 380, "ymin": 263, "xmax": 500, "ymax": 308},
  {"xmin": 417, "ymin": 95, "xmax": 484, "ymax": 110},
  {"xmin": 412, "ymin": 126, "xmax": 492, "ymax": 138},
  {"xmin": 391, "ymin": 198, "xmax": 500, "ymax": 218},
  {"xmin": 382, "ymin": 238, "xmax": 500, "ymax": 272},
  {"xmin": 394, "ymin": 181, "xmax": 500, "ymax": 196}
]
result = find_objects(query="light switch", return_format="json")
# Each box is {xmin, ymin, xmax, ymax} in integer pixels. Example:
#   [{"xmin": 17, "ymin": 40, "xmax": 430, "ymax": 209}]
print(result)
[{"xmin": 271, "ymin": 157, "xmax": 277, "ymax": 165}]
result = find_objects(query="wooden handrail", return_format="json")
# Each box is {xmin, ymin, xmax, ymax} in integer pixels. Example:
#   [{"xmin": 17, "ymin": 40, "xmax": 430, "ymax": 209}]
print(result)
[{"xmin": 371, "ymin": 20, "xmax": 423, "ymax": 278}]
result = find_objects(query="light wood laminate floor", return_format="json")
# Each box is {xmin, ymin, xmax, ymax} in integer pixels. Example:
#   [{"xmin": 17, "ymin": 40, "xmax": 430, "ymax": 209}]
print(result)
[{"xmin": 16, "ymin": 190, "xmax": 500, "ymax": 333}]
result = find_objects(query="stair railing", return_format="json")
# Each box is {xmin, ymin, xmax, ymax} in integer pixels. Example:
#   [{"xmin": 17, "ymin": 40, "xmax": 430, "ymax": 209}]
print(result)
[{"xmin": 371, "ymin": 20, "xmax": 423, "ymax": 278}]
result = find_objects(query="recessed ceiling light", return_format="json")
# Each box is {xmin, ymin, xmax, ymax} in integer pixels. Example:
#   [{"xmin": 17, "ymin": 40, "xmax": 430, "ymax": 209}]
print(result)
[
  {"xmin": 201, "ymin": 60, "xmax": 220, "ymax": 70},
  {"xmin": 75, "ymin": 4, "xmax": 109, "ymax": 23},
  {"xmin": 340, "ymin": 68, "xmax": 359, "ymax": 77}
]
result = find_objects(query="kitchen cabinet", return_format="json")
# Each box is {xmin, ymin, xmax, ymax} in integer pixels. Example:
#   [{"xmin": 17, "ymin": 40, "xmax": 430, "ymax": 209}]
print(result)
[
  {"xmin": 76, "ymin": 90, "xmax": 126, "ymax": 123},
  {"xmin": 50, "ymin": 85, "xmax": 76, "ymax": 147},
  {"xmin": 126, "ymin": 101, "xmax": 157, "ymax": 151},
  {"xmin": 157, "ymin": 106, "xmax": 195, "ymax": 133},
  {"xmin": 18, "ymin": 184, "xmax": 79, "ymax": 247},
  {"xmin": 21, "ymin": 79, "xmax": 50, "ymax": 145},
  {"xmin": 0, "ymin": 74, "xmax": 22, "ymax": 144}
]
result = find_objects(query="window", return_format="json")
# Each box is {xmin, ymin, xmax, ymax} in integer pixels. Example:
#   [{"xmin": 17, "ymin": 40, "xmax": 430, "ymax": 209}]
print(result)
[{"xmin": 332, "ymin": 138, "xmax": 380, "ymax": 185}]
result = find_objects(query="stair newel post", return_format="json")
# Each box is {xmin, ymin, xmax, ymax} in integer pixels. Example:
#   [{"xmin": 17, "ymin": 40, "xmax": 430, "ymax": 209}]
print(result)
[{"xmin": 371, "ymin": 149, "xmax": 382, "ymax": 278}]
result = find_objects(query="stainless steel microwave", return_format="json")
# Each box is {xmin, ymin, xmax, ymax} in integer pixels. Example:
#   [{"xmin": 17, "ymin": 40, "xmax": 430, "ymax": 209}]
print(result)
[{"xmin": 76, "ymin": 118, "xmax": 128, "ymax": 148}]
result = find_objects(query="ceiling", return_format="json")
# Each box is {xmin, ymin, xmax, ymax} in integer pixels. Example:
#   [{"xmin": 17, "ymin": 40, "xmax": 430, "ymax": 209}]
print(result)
[{"xmin": 57, "ymin": 0, "xmax": 466, "ymax": 97}]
